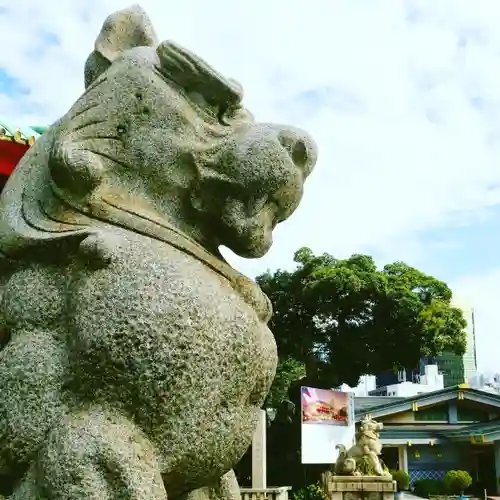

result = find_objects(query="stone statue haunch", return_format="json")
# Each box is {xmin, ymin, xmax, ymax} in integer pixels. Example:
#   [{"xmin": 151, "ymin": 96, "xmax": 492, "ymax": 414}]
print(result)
[{"xmin": 0, "ymin": 4, "xmax": 317, "ymax": 500}]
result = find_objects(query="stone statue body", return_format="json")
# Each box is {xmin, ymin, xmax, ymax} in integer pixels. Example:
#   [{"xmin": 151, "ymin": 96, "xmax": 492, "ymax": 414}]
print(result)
[
  {"xmin": 0, "ymin": 5, "xmax": 316, "ymax": 499},
  {"xmin": 334, "ymin": 416, "xmax": 390, "ymax": 477}
]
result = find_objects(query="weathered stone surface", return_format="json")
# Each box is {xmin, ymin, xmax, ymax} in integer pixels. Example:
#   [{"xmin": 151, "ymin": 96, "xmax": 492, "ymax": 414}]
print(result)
[
  {"xmin": 0, "ymin": 4, "xmax": 316, "ymax": 500},
  {"xmin": 322, "ymin": 473, "xmax": 396, "ymax": 500}
]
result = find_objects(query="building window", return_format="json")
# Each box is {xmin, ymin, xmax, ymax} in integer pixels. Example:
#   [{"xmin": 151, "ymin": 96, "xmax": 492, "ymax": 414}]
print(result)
[
  {"xmin": 414, "ymin": 405, "xmax": 448, "ymax": 421},
  {"xmin": 457, "ymin": 405, "xmax": 489, "ymax": 422}
]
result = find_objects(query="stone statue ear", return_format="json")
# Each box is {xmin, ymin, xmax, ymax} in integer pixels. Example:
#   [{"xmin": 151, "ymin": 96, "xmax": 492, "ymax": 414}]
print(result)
[{"xmin": 84, "ymin": 4, "xmax": 159, "ymax": 88}]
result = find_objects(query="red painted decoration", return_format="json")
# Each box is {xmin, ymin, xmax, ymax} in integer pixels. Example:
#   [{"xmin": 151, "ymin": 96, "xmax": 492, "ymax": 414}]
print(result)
[{"xmin": 0, "ymin": 140, "xmax": 30, "ymax": 177}]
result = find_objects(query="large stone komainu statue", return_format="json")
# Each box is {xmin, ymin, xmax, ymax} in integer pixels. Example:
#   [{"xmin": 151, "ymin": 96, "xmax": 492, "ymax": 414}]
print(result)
[{"xmin": 0, "ymin": 4, "xmax": 317, "ymax": 500}]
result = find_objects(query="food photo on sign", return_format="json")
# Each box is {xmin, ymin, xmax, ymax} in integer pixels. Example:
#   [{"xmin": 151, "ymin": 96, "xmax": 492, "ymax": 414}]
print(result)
[{"xmin": 301, "ymin": 386, "xmax": 349, "ymax": 426}]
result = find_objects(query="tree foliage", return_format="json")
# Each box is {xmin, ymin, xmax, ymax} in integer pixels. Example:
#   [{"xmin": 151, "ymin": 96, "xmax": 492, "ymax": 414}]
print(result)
[
  {"xmin": 264, "ymin": 358, "xmax": 305, "ymax": 408},
  {"xmin": 258, "ymin": 247, "xmax": 467, "ymax": 391},
  {"xmin": 443, "ymin": 470, "xmax": 472, "ymax": 495}
]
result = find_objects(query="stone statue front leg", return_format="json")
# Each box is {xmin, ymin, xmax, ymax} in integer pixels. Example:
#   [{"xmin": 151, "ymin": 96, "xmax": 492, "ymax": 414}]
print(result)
[
  {"xmin": 366, "ymin": 451, "xmax": 390, "ymax": 477},
  {"xmin": 10, "ymin": 407, "xmax": 167, "ymax": 500}
]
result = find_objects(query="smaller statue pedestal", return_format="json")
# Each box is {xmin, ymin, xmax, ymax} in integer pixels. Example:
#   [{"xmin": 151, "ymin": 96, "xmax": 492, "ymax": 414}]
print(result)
[{"xmin": 322, "ymin": 473, "xmax": 396, "ymax": 500}]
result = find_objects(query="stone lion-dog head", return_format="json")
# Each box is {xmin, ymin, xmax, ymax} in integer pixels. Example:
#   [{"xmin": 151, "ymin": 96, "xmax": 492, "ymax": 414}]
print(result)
[{"xmin": 2, "ymin": 5, "xmax": 317, "ymax": 262}]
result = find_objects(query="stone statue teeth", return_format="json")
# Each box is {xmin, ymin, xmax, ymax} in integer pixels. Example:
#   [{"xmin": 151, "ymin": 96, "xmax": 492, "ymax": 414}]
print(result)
[{"xmin": 0, "ymin": 4, "xmax": 317, "ymax": 499}]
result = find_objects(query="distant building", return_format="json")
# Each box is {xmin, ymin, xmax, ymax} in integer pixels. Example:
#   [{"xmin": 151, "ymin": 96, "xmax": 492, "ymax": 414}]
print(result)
[
  {"xmin": 419, "ymin": 302, "xmax": 477, "ymax": 388},
  {"xmin": 461, "ymin": 305, "xmax": 478, "ymax": 382},
  {"xmin": 369, "ymin": 364, "xmax": 444, "ymax": 397},
  {"xmin": 468, "ymin": 372, "xmax": 500, "ymax": 394},
  {"xmin": 346, "ymin": 300, "xmax": 478, "ymax": 396},
  {"xmin": 376, "ymin": 366, "xmax": 418, "ymax": 388},
  {"xmin": 341, "ymin": 375, "xmax": 377, "ymax": 396},
  {"xmin": 421, "ymin": 354, "xmax": 465, "ymax": 387},
  {"xmin": 353, "ymin": 385, "xmax": 500, "ymax": 493}
]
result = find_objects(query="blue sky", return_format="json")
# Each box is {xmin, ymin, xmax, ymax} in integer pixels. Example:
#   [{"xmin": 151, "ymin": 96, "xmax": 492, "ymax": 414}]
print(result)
[
  {"xmin": 0, "ymin": 69, "xmax": 28, "ymax": 97},
  {"xmin": 413, "ymin": 207, "xmax": 500, "ymax": 278},
  {"xmin": 1, "ymin": 0, "xmax": 500, "ymax": 374}
]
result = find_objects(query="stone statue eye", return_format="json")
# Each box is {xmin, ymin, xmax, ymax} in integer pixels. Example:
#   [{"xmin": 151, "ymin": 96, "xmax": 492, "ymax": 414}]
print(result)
[{"xmin": 223, "ymin": 103, "xmax": 242, "ymax": 119}]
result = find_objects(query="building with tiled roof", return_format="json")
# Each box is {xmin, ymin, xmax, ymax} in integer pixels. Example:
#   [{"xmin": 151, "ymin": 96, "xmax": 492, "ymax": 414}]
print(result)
[
  {"xmin": 354, "ymin": 385, "xmax": 500, "ymax": 494},
  {"xmin": 0, "ymin": 120, "xmax": 47, "ymax": 190}
]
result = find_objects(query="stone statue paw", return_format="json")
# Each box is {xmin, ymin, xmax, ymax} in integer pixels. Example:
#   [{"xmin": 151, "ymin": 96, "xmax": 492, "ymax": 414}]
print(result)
[{"xmin": 10, "ymin": 408, "xmax": 168, "ymax": 500}]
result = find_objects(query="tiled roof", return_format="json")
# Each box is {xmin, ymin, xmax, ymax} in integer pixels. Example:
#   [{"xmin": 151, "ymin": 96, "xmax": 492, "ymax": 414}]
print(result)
[
  {"xmin": 355, "ymin": 385, "xmax": 500, "ymax": 420},
  {"xmin": 0, "ymin": 120, "xmax": 47, "ymax": 146},
  {"xmin": 354, "ymin": 396, "xmax": 406, "ymax": 414},
  {"xmin": 0, "ymin": 121, "xmax": 48, "ymax": 177},
  {"xmin": 378, "ymin": 419, "xmax": 500, "ymax": 442},
  {"xmin": 444, "ymin": 418, "xmax": 500, "ymax": 439}
]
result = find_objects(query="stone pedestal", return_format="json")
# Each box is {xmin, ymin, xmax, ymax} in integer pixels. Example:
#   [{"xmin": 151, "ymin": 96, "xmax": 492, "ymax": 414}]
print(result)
[{"xmin": 322, "ymin": 473, "xmax": 396, "ymax": 500}]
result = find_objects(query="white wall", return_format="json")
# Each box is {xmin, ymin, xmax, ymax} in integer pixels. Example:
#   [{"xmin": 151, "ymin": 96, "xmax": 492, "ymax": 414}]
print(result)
[
  {"xmin": 369, "ymin": 365, "xmax": 443, "ymax": 397},
  {"xmin": 339, "ymin": 375, "xmax": 377, "ymax": 396}
]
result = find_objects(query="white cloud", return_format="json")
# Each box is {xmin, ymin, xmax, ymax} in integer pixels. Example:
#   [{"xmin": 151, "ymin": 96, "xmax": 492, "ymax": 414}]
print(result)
[{"xmin": 2, "ymin": 0, "xmax": 500, "ymax": 371}]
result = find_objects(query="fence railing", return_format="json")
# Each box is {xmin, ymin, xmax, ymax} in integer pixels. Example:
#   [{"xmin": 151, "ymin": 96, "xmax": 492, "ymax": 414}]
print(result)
[{"xmin": 240, "ymin": 486, "xmax": 292, "ymax": 500}]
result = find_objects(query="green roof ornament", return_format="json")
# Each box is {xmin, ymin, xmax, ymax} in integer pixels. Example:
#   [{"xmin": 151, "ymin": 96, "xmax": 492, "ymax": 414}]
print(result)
[{"xmin": 29, "ymin": 126, "xmax": 48, "ymax": 135}]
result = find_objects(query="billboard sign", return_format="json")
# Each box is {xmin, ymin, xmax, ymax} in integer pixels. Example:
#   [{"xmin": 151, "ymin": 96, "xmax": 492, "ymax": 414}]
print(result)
[{"xmin": 300, "ymin": 386, "xmax": 355, "ymax": 464}]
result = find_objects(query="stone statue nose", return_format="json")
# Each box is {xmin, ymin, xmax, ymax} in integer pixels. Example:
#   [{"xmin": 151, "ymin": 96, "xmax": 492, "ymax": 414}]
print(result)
[{"xmin": 278, "ymin": 128, "xmax": 317, "ymax": 176}]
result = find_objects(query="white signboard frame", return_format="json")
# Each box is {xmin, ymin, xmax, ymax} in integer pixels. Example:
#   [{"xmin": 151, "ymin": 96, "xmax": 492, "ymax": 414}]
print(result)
[{"xmin": 300, "ymin": 386, "xmax": 355, "ymax": 464}]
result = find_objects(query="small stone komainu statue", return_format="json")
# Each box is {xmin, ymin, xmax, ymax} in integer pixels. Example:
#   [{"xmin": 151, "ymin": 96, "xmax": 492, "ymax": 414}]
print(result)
[{"xmin": 335, "ymin": 416, "xmax": 392, "ymax": 476}]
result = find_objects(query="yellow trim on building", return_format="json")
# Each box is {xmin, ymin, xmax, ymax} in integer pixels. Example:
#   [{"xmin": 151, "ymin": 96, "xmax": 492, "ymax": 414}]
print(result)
[
  {"xmin": 0, "ymin": 130, "xmax": 35, "ymax": 147},
  {"xmin": 470, "ymin": 434, "xmax": 487, "ymax": 444}
]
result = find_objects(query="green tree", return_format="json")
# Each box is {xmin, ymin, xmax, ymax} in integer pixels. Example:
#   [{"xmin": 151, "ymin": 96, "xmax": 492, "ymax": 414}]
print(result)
[
  {"xmin": 265, "ymin": 358, "xmax": 306, "ymax": 408},
  {"xmin": 235, "ymin": 248, "xmax": 467, "ymax": 491},
  {"xmin": 258, "ymin": 247, "xmax": 467, "ymax": 391}
]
